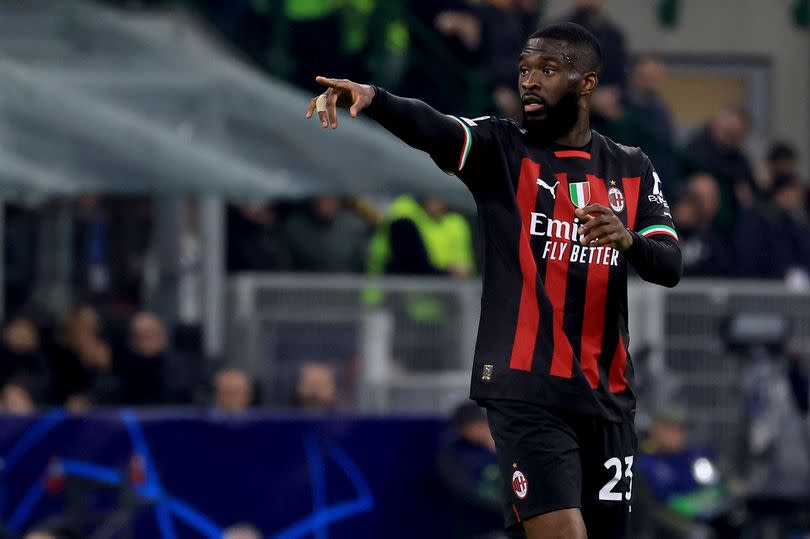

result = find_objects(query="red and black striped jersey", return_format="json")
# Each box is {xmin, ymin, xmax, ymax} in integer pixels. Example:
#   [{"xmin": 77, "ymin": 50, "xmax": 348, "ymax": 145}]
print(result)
[
  {"xmin": 448, "ymin": 116, "xmax": 678, "ymax": 421},
  {"xmin": 365, "ymin": 90, "xmax": 681, "ymax": 422}
]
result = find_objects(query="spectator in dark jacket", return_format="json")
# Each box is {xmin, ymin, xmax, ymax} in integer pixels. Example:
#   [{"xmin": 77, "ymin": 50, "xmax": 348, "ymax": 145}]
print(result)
[
  {"xmin": 0, "ymin": 317, "xmax": 49, "ymax": 402},
  {"xmin": 281, "ymin": 196, "xmax": 368, "ymax": 273},
  {"xmin": 477, "ymin": 0, "xmax": 526, "ymax": 119},
  {"xmin": 437, "ymin": 402, "xmax": 503, "ymax": 539},
  {"xmin": 47, "ymin": 305, "xmax": 115, "ymax": 407},
  {"xmin": 685, "ymin": 107, "xmax": 756, "ymax": 229},
  {"xmin": 563, "ymin": 0, "xmax": 628, "ymax": 132},
  {"xmin": 736, "ymin": 173, "xmax": 810, "ymax": 282},
  {"xmin": 226, "ymin": 202, "xmax": 289, "ymax": 272},
  {"xmin": 564, "ymin": 0, "xmax": 627, "ymax": 88},
  {"xmin": 609, "ymin": 55, "xmax": 680, "ymax": 195},
  {"xmin": 72, "ymin": 195, "xmax": 152, "ymax": 307},
  {"xmin": 672, "ymin": 174, "xmax": 731, "ymax": 277},
  {"xmin": 114, "ymin": 312, "xmax": 189, "ymax": 405},
  {"xmin": 766, "ymin": 141, "xmax": 799, "ymax": 182}
]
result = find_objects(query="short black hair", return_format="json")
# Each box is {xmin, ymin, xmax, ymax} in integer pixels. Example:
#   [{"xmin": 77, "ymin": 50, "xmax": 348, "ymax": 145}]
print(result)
[
  {"xmin": 528, "ymin": 22, "xmax": 603, "ymax": 74},
  {"xmin": 767, "ymin": 141, "xmax": 797, "ymax": 163}
]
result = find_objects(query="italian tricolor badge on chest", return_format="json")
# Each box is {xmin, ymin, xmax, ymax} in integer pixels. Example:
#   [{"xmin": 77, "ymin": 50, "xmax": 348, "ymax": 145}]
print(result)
[{"xmin": 568, "ymin": 182, "xmax": 591, "ymax": 208}]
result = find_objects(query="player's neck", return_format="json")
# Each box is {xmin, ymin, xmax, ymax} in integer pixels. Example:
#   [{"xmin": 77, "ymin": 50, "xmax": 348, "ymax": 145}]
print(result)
[{"xmin": 554, "ymin": 118, "xmax": 592, "ymax": 148}]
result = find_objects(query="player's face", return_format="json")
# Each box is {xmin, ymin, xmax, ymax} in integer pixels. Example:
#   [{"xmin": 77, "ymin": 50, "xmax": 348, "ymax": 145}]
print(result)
[{"xmin": 518, "ymin": 38, "xmax": 581, "ymax": 140}]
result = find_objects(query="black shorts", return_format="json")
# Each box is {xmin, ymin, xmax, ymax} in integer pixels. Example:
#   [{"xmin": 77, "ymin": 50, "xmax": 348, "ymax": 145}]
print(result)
[{"xmin": 484, "ymin": 399, "xmax": 637, "ymax": 539}]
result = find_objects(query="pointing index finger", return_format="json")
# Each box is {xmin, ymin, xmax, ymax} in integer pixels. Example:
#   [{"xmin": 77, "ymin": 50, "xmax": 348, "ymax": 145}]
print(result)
[{"xmin": 315, "ymin": 76, "xmax": 349, "ymax": 90}]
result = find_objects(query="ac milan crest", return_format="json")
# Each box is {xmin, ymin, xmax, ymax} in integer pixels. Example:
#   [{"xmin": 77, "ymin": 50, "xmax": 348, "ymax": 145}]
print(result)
[
  {"xmin": 512, "ymin": 470, "xmax": 528, "ymax": 499},
  {"xmin": 608, "ymin": 187, "xmax": 625, "ymax": 212}
]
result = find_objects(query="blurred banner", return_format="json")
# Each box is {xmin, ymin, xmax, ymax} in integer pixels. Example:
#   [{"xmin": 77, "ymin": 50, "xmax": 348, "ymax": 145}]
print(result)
[{"xmin": 0, "ymin": 410, "xmax": 451, "ymax": 538}]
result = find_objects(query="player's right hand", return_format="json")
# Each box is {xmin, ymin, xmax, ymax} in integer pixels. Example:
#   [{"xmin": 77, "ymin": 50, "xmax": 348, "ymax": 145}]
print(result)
[{"xmin": 305, "ymin": 76, "xmax": 376, "ymax": 130}]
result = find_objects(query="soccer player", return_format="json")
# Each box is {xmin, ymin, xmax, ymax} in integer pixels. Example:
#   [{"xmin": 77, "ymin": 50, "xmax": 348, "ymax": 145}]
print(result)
[{"xmin": 306, "ymin": 22, "xmax": 681, "ymax": 539}]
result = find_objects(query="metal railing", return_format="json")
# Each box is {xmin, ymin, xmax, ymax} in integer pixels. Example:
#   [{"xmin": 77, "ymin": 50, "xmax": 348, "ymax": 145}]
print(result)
[{"xmin": 227, "ymin": 274, "xmax": 810, "ymax": 459}]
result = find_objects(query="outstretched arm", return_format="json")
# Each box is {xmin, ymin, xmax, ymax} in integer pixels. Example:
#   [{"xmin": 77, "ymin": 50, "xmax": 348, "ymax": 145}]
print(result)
[{"xmin": 305, "ymin": 76, "xmax": 467, "ymax": 173}]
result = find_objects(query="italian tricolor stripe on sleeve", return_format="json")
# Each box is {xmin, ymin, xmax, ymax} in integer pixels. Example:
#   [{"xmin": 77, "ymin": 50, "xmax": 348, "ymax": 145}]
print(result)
[
  {"xmin": 448, "ymin": 116, "xmax": 473, "ymax": 171},
  {"xmin": 638, "ymin": 224, "xmax": 678, "ymax": 241}
]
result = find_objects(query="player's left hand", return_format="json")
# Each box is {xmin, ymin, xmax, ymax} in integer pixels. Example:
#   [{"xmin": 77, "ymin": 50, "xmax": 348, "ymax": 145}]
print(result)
[{"xmin": 574, "ymin": 205, "xmax": 633, "ymax": 251}]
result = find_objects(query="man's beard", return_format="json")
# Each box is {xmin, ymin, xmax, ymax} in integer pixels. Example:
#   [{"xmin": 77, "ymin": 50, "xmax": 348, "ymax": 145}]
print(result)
[{"xmin": 522, "ymin": 90, "xmax": 581, "ymax": 142}]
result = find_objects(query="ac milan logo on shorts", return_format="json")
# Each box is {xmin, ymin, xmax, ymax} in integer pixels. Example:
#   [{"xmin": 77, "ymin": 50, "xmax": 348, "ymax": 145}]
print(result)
[
  {"xmin": 512, "ymin": 470, "xmax": 528, "ymax": 499},
  {"xmin": 608, "ymin": 187, "xmax": 625, "ymax": 212}
]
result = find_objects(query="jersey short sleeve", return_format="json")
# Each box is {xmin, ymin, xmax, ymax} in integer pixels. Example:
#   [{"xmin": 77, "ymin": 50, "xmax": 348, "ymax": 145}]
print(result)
[
  {"xmin": 634, "ymin": 159, "xmax": 679, "ymax": 241},
  {"xmin": 439, "ymin": 115, "xmax": 505, "ymax": 193}
]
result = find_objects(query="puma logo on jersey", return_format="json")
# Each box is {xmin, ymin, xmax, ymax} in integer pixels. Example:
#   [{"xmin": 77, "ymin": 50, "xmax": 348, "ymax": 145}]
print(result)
[{"xmin": 536, "ymin": 178, "xmax": 559, "ymax": 198}]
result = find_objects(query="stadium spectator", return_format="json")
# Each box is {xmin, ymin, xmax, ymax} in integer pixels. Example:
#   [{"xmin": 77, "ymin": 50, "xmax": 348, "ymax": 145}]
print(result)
[
  {"xmin": 563, "ymin": 0, "xmax": 628, "ymax": 129},
  {"xmin": 626, "ymin": 56, "xmax": 673, "ymax": 137},
  {"xmin": 436, "ymin": 402, "xmax": 502, "ymax": 539},
  {"xmin": 368, "ymin": 195, "xmax": 474, "ymax": 277},
  {"xmin": 280, "ymin": 195, "xmax": 368, "ymax": 273},
  {"xmin": 1, "ymin": 379, "xmax": 37, "ymax": 415},
  {"xmin": 735, "ymin": 173, "xmax": 810, "ymax": 282},
  {"xmin": 290, "ymin": 362, "xmax": 337, "ymax": 411},
  {"xmin": 400, "ymin": 1, "xmax": 480, "ymax": 113},
  {"xmin": 766, "ymin": 141, "xmax": 799, "ymax": 182},
  {"xmin": 213, "ymin": 366, "xmax": 256, "ymax": 413},
  {"xmin": 433, "ymin": 1, "xmax": 527, "ymax": 118},
  {"xmin": 634, "ymin": 407, "xmax": 733, "ymax": 539},
  {"xmin": 114, "ymin": 311, "xmax": 189, "ymax": 405},
  {"xmin": 72, "ymin": 195, "xmax": 152, "ymax": 308},
  {"xmin": 674, "ymin": 174, "xmax": 731, "ymax": 277},
  {"xmin": 366, "ymin": 195, "xmax": 474, "ymax": 368},
  {"xmin": 563, "ymin": 0, "xmax": 627, "ymax": 89},
  {"xmin": 47, "ymin": 305, "xmax": 115, "ymax": 406},
  {"xmin": 223, "ymin": 523, "xmax": 262, "ymax": 539},
  {"xmin": 477, "ymin": 0, "xmax": 527, "ymax": 120},
  {"xmin": 685, "ymin": 107, "xmax": 757, "ymax": 229},
  {"xmin": 0, "ymin": 317, "xmax": 50, "ymax": 403},
  {"xmin": 226, "ymin": 201, "xmax": 289, "ymax": 272},
  {"xmin": 434, "ymin": 3, "xmax": 482, "ymax": 61},
  {"xmin": 604, "ymin": 55, "xmax": 679, "ymax": 194}
]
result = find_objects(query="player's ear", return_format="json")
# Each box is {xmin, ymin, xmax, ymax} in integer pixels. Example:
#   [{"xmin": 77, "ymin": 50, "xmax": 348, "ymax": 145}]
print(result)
[{"xmin": 580, "ymin": 72, "xmax": 598, "ymax": 96}]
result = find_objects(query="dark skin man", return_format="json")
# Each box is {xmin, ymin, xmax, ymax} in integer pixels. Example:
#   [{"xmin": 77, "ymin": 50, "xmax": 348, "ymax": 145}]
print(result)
[{"xmin": 305, "ymin": 23, "xmax": 680, "ymax": 539}]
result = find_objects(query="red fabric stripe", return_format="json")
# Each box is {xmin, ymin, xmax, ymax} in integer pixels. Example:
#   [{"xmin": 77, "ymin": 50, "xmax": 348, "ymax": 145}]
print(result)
[
  {"xmin": 580, "ymin": 175, "xmax": 610, "ymax": 389},
  {"xmin": 554, "ymin": 150, "xmax": 591, "ymax": 159},
  {"xmin": 512, "ymin": 504, "xmax": 522, "ymax": 523},
  {"xmin": 509, "ymin": 159, "xmax": 541, "ymax": 371},
  {"xmin": 546, "ymin": 172, "xmax": 576, "ymax": 378},
  {"xmin": 622, "ymin": 177, "xmax": 641, "ymax": 230},
  {"xmin": 609, "ymin": 334, "xmax": 628, "ymax": 393}
]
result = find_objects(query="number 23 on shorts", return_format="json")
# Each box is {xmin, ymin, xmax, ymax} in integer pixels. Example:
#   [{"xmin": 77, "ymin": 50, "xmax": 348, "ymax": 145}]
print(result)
[{"xmin": 599, "ymin": 455, "xmax": 634, "ymax": 502}]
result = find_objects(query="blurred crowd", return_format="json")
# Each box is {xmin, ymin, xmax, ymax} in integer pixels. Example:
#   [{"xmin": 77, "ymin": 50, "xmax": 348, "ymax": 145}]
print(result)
[
  {"xmin": 0, "ymin": 305, "xmax": 341, "ymax": 416},
  {"xmin": 84, "ymin": 0, "xmax": 809, "ymax": 286}
]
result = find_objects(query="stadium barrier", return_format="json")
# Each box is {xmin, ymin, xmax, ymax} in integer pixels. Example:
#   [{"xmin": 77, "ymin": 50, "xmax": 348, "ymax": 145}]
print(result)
[
  {"xmin": 0, "ymin": 410, "xmax": 452, "ymax": 539},
  {"xmin": 228, "ymin": 275, "xmax": 810, "ymax": 459}
]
